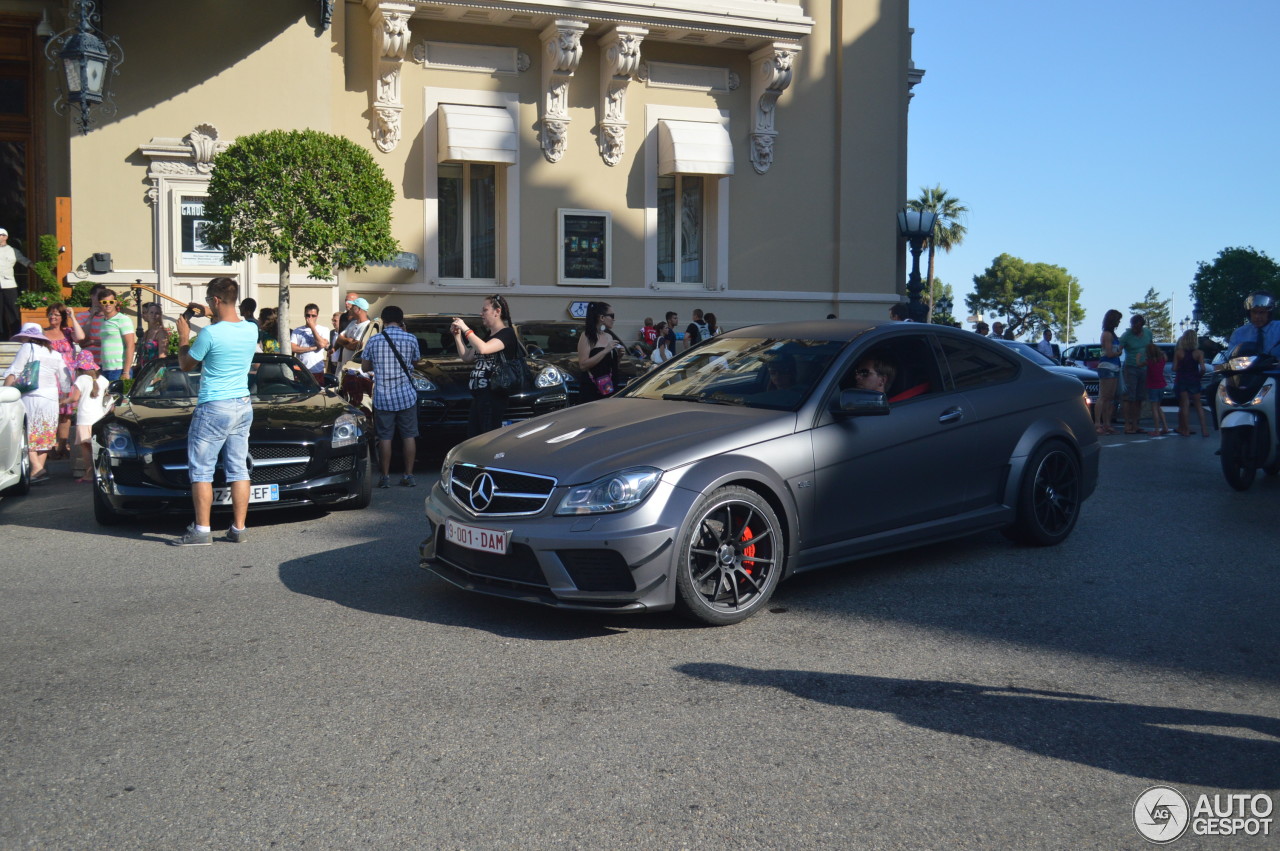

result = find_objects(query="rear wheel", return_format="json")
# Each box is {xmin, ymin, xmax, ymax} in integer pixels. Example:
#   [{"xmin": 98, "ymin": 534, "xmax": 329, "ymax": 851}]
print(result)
[
  {"xmin": 1006, "ymin": 441, "xmax": 1082, "ymax": 546},
  {"xmin": 675, "ymin": 486, "xmax": 784, "ymax": 626},
  {"xmin": 1, "ymin": 421, "xmax": 31, "ymax": 496},
  {"xmin": 1220, "ymin": 428, "xmax": 1257, "ymax": 491}
]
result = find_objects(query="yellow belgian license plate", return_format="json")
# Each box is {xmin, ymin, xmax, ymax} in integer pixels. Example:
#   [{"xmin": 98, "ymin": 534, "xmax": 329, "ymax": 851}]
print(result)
[
  {"xmin": 212, "ymin": 484, "xmax": 279, "ymax": 505},
  {"xmin": 445, "ymin": 518, "xmax": 509, "ymax": 555}
]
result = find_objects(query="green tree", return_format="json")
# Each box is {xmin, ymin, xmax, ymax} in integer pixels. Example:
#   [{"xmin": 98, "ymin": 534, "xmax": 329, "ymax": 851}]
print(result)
[
  {"xmin": 907, "ymin": 185, "xmax": 968, "ymax": 323},
  {"xmin": 966, "ymin": 253, "xmax": 1083, "ymax": 340},
  {"xmin": 204, "ymin": 129, "xmax": 397, "ymax": 349},
  {"xmin": 1129, "ymin": 287, "xmax": 1173, "ymax": 341},
  {"xmin": 1189, "ymin": 246, "xmax": 1280, "ymax": 339},
  {"xmin": 923, "ymin": 278, "xmax": 957, "ymax": 326}
]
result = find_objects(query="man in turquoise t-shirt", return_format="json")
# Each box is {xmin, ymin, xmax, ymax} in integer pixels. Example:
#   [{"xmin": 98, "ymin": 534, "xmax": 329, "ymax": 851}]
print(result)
[
  {"xmin": 171, "ymin": 276, "xmax": 260, "ymax": 547},
  {"xmin": 1118, "ymin": 314, "xmax": 1153, "ymax": 434}
]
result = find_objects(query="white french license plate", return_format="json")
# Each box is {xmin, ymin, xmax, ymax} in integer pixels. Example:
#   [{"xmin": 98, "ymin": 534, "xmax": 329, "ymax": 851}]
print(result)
[
  {"xmin": 445, "ymin": 518, "xmax": 509, "ymax": 555},
  {"xmin": 212, "ymin": 484, "xmax": 279, "ymax": 505}
]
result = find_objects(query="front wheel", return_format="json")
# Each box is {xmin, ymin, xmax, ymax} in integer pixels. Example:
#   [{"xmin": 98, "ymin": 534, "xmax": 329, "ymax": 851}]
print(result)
[
  {"xmin": 0, "ymin": 421, "xmax": 31, "ymax": 496},
  {"xmin": 340, "ymin": 451, "xmax": 373, "ymax": 510},
  {"xmin": 675, "ymin": 486, "xmax": 784, "ymax": 626},
  {"xmin": 1221, "ymin": 428, "xmax": 1257, "ymax": 491},
  {"xmin": 1005, "ymin": 441, "xmax": 1082, "ymax": 546}
]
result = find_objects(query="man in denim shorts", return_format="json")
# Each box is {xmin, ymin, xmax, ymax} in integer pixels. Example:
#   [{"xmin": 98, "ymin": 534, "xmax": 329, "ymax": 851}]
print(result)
[
  {"xmin": 1118, "ymin": 314, "xmax": 1153, "ymax": 435},
  {"xmin": 361, "ymin": 305, "xmax": 420, "ymax": 488},
  {"xmin": 171, "ymin": 276, "xmax": 261, "ymax": 546}
]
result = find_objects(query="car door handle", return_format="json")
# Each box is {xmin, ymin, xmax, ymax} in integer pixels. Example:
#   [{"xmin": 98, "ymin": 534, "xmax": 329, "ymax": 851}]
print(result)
[{"xmin": 938, "ymin": 407, "xmax": 964, "ymax": 424}]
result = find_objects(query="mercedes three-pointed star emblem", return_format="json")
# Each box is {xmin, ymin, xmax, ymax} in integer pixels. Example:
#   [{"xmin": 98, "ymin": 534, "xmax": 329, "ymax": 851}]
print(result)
[{"xmin": 469, "ymin": 472, "xmax": 497, "ymax": 511}]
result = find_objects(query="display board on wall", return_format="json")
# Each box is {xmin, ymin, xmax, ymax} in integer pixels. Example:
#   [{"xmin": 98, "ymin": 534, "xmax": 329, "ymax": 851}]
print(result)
[{"xmin": 558, "ymin": 209, "xmax": 611, "ymax": 286}]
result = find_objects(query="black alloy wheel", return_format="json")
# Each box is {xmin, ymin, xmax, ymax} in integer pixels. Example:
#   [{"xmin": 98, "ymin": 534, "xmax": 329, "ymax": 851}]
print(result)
[
  {"xmin": 1007, "ymin": 441, "xmax": 1082, "ymax": 546},
  {"xmin": 675, "ymin": 486, "xmax": 784, "ymax": 626}
]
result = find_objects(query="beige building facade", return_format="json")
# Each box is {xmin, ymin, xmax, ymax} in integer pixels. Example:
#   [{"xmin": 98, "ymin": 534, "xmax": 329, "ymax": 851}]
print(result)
[{"xmin": 2, "ymin": 0, "xmax": 920, "ymax": 338}]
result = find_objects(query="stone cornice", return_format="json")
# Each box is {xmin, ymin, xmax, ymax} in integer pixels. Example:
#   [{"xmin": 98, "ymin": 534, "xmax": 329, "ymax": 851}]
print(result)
[{"xmin": 396, "ymin": 0, "xmax": 813, "ymax": 50}]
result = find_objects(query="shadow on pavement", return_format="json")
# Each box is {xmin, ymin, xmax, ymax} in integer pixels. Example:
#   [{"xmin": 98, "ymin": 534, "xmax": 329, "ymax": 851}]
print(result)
[
  {"xmin": 277, "ymin": 540, "xmax": 691, "ymax": 640},
  {"xmin": 678, "ymin": 662, "xmax": 1280, "ymax": 790}
]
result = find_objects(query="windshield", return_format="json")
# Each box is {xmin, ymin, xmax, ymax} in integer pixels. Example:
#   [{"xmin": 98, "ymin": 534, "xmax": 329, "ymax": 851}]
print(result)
[
  {"xmin": 402, "ymin": 316, "xmax": 483, "ymax": 357},
  {"xmin": 998, "ymin": 341, "xmax": 1056, "ymax": 367},
  {"xmin": 130, "ymin": 355, "xmax": 319, "ymax": 402},
  {"xmin": 517, "ymin": 323, "xmax": 581, "ymax": 355},
  {"xmin": 624, "ymin": 337, "xmax": 846, "ymax": 411}
]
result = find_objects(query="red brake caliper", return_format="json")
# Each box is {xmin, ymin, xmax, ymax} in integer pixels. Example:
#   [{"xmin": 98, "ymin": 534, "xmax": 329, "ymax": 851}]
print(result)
[{"xmin": 740, "ymin": 525, "xmax": 756, "ymax": 574}]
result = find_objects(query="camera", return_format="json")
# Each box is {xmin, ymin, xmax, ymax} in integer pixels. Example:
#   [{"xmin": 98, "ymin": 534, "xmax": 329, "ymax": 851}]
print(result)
[{"xmin": 182, "ymin": 306, "xmax": 197, "ymax": 322}]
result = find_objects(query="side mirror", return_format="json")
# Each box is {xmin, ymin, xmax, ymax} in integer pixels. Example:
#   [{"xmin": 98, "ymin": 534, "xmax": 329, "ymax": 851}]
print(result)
[
  {"xmin": 107, "ymin": 380, "xmax": 125, "ymax": 396},
  {"xmin": 834, "ymin": 388, "xmax": 890, "ymax": 417},
  {"xmin": 321, "ymin": 374, "xmax": 340, "ymax": 389}
]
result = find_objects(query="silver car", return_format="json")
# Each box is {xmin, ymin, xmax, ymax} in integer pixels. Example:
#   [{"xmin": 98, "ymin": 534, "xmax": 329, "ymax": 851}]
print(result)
[{"xmin": 421, "ymin": 321, "xmax": 1100, "ymax": 625}]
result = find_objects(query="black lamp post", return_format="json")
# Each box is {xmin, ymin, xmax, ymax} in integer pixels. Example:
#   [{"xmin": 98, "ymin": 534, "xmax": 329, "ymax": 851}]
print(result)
[
  {"xmin": 44, "ymin": 0, "xmax": 123, "ymax": 134},
  {"xmin": 897, "ymin": 208, "xmax": 937, "ymax": 323}
]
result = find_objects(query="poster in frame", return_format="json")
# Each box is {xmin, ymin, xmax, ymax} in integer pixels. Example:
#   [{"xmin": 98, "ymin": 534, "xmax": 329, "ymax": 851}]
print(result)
[{"xmin": 558, "ymin": 209, "xmax": 611, "ymax": 286}]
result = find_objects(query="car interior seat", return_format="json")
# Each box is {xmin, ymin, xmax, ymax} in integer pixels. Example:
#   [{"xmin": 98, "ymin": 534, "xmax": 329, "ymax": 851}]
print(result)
[
  {"xmin": 161, "ymin": 370, "xmax": 191, "ymax": 398},
  {"xmin": 254, "ymin": 362, "xmax": 295, "ymax": 395}
]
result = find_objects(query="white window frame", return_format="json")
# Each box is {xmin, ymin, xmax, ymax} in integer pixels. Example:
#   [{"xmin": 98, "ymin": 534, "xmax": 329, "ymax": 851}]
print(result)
[
  {"xmin": 424, "ymin": 88, "xmax": 521, "ymax": 288},
  {"xmin": 168, "ymin": 190, "xmax": 236, "ymax": 275},
  {"xmin": 644, "ymin": 104, "xmax": 730, "ymax": 292}
]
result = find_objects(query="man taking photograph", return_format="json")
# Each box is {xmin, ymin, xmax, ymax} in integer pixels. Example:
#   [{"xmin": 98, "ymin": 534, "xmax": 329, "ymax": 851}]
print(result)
[{"xmin": 172, "ymin": 276, "xmax": 260, "ymax": 546}]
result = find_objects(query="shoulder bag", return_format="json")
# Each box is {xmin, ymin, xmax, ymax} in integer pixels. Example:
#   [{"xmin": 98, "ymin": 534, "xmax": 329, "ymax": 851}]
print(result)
[
  {"xmin": 489, "ymin": 338, "xmax": 529, "ymax": 395},
  {"xmin": 14, "ymin": 358, "xmax": 40, "ymax": 394}
]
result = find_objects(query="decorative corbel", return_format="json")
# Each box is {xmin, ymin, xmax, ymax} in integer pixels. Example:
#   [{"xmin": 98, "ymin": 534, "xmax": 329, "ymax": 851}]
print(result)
[
  {"xmin": 186, "ymin": 123, "xmax": 225, "ymax": 174},
  {"xmin": 597, "ymin": 26, "xmax": 646, "ymax": 166},
  {"xmin": 748, "ymin": 42, "xmax": 801, "ymax": 174},
  {"xmin": 539, "ymin": 20, "xmax": 587, "ymax": 163},
  {"xmin": 367, "ymin": 1, "xmax": 414, "ymax": 153}
]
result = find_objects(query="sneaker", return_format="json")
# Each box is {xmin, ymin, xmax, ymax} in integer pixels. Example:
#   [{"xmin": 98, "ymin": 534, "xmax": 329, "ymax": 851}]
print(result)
[
  {"xmin": 377, "ymin": 474, "xmax": 391, "ymax": 489},
  {"xmin": 400, "ymin": 474, "xmax": 417, "ymax": 488},
  {"xmin": 226, "ymin": 526, "xmax": 248, "ymax": 544},
  {"xmin": 170, "ymin": 524, "xmax": 212, "ymax": 547}
]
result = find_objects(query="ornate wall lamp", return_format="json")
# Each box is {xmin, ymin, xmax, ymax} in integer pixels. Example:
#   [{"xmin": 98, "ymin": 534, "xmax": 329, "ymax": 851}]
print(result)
[
  {"xmin": 897, "ymin": 208, "xmax": 937, "ymax": 323},
  {"xmin": 44, "ymin": 0, "xmax": 124, "ymax": 134}
]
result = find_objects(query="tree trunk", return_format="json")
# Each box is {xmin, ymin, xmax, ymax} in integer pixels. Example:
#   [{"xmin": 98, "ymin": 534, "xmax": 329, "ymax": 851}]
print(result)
[{"xmin": 278, "ymin": 260, "xmax": 291, "ymax": 352}]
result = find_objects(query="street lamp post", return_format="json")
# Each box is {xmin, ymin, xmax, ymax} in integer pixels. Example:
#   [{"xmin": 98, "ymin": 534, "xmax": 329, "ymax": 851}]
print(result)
[
  {"xmin": 897, "ymin": 208, "xmax": 937, "ymax": 323},
  {"xmin": 44, "ymin": 0, "xmax": 124, "ymax": 134}
]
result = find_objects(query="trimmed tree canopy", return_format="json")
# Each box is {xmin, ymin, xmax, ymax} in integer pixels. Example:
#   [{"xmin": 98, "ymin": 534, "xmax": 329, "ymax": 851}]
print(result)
[
  {"xmin": 966, "ymin": 253, "xmax": 1083, "ymax": 340},
  {"xmin": 203, "ymin": 129, "xmax": 397, "ymax": 280}
]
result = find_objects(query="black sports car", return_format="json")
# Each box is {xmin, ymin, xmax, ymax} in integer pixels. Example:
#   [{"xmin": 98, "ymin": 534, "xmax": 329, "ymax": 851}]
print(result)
[
  {"xmin": 92, "ymin": 354, "xmax": 373, "ymax": 523},
  {"xmin": 513, "ymin": 319, "xmax": 650, "ymax": 404},
  {"xmin": 356, "ymin": 315, "xmax": 570, "ymax": 442}
]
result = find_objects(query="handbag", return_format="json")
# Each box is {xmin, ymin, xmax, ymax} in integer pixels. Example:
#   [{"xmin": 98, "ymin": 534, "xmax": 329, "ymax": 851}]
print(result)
[
  {"xmin": 14, "ymin": 358, "xmax": 40, "ymax": 394},
  {"xmin": 593, "ymin": 373, "xmax": 615, "ymax": 396},
  {"xmin": 489, "ymin": 345, "xmax": 529, "ymax": 394}
]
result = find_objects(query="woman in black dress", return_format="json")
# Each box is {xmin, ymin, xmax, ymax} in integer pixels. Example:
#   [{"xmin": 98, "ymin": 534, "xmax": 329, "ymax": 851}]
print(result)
[
  {"xmin": 451, "ymin": 294, "xmax": 519, "ymax": 436},
  {"xmin": 576, "ymin": 301, "xmax": 626, "ymax": 401}
]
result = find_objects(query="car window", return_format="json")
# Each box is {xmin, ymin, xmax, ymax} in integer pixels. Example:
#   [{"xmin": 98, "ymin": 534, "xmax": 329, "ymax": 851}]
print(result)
[
  {"xmin": 937, "ymin": 335, "xmax": 1019, "ymax": 390},
  {"xmin": 995, "ymin": 340, "xmax": 1056, "ymax": 367},
  {"xmin": 248, "ymin": 358, "xmax": 319, "ymax": 396},
  {"xmin": 132, "ymin": 362, "xmax": 201, "ymax": 400},
  {"xmin": 626, "ymin": 337, "xmax": 845, "ymax": 411},
  {"xmin": 838, "ymin": 334, "xmax": 944, "ymax": 402}
]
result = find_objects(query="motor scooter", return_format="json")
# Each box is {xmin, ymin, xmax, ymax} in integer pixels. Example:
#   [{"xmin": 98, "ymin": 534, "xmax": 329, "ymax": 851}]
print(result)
[{"xmin": 1215, "ymin": 347, "xmax": 1280, "ymax": 490}]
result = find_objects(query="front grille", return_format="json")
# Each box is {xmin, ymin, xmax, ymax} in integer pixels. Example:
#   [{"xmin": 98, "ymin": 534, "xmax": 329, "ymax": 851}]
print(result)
[
  {"xmin": 558, "ymin": 549, "xmax": 635, "ymax": 593},
  {"xmin": 251, "ymin": 445, "xmax": 309, "ymax": 462},
  {"xmin": 1083, "ymin": 381, "xmax": 1099, "ymax": 395},
  {"xmin": 437, "ymin": 535, "xmax": 548, "ymax": 588},
  {"xmin": 447, "ymin": 463, "xmax": 556, "ymax": 516},
  {"xmin": 327, "ymin": 455, "xmax": 356, "ymax": 474},
  {"xmin": 155, "ymin": 442, "xmax": 314, "ymax": 487},
  {"xmin": 252, "ymin": 464, "xmax": 307, "ymax": 484}
]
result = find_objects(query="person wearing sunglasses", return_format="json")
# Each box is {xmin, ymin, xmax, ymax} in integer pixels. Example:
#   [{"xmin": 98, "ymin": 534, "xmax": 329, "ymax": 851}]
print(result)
[
  {"xmin": 852, "ymin": 356, "xmax": 896, "ymax": 395},
  {"xmin": 96, "ymin": 288, "xmax": 137, "ymax": 382},
  {"xmin": 578, "ymin": 301, "xmax": 626, "ymax": 400},
  {"xmin": 290, "ymin": 302, "xmax": 330, "ymax": 375}
]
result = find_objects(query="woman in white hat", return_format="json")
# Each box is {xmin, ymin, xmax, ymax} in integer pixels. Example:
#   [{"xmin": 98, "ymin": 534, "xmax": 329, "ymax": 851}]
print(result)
[{"xmin": 3, "ymin": 322, "xmax": 73, "ymax": 483}]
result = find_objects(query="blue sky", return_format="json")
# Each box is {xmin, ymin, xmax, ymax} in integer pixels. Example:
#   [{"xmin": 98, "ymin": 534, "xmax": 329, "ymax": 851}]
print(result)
[{"xmin": 905, "ymin": 0, "xmax": 1278, "ymax": 342}]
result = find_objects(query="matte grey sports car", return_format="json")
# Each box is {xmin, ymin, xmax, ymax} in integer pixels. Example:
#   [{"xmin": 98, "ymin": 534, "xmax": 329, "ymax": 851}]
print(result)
[{"xmin": 420, "ymin": 321, "xmax": 1100, "ymax": 625}]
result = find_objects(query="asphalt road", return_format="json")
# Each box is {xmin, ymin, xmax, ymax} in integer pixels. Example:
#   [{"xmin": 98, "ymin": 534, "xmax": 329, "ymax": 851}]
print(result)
[{"xmin": 1, "ymin": 429, "xmax": 1277, "ymax": 849}]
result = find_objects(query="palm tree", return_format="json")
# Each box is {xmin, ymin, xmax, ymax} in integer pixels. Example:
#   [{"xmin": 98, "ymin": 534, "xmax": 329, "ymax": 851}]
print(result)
[{"xmin": 907, "ymin": 185, "xmax": 968, "ymax": 323}]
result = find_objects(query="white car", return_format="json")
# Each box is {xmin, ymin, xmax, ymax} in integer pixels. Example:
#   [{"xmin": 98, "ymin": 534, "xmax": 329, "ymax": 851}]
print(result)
[{"xmin": 0, "ymin": 385, "xmax": 31, "ymax": 496}]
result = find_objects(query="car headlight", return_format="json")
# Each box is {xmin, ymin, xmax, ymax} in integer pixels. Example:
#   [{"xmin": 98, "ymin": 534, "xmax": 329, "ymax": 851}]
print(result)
[
  {"xmin": 1228, "ymin": 355, "xmax": 1258, "ymax": 371},
  {"xmin": 412, "ymin": 375, "xmax": 437, "ymax": 392},
  {"xmin": 103, "ymin": 422, "xmax": 138, "ymax": 458},
  {"xmin": 332, "ymin": 412, "xmax": 362, "ymax": 448},
  {"xmin": 555, "ymin": 467, "xmax": 661, "ymax": 515},
  {"xmin": 534, "ymin": 366, "xmax": 565, "ymax": 389}
]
